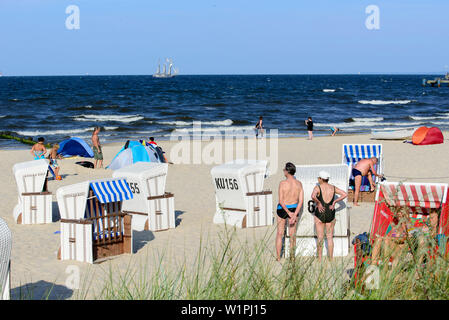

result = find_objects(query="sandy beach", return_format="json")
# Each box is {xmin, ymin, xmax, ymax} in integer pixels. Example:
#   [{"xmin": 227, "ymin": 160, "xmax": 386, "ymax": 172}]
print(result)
[{"xmin": 1, "ymin": 132, "xmax": 449, "ymax": 299}]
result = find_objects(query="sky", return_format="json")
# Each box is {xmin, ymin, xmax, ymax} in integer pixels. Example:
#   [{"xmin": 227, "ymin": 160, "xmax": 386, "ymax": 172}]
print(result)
[{"xmin": 0, "ymin": 0, "xmax": 448, "ymax": 76}]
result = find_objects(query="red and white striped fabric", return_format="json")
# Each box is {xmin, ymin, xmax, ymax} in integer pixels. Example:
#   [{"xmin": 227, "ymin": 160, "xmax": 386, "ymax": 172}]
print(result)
[{"xmin": 380, "ymin": 183, "xmax": 447, "ymax": 209}]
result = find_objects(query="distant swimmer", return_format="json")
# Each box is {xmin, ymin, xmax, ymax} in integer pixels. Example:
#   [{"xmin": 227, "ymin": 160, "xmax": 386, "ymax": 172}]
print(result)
[
  {"xmin": 352, "ymin": 157, "xmax": 384, "ymax": 206},
  {"xmin": 255, "ymin": 116, "xmax": 264, "ymax": 138},
  {"xmin": 330, "ymin": 126, "xmax": 340, "ymax": 136},
  {"xmin": 31, "ymin": 137, "xmax": 47, "ymax": 160},
  {"xmin": 305, "ymin": 117, "xmax": 313, "ymax": 140},
  {"xmin": 311, "ymin": 171, "xmax": 347, "ymax": 261},
  {"xmin": 276, "ymin": 162, "xmax": 304, "ymax": 261}
]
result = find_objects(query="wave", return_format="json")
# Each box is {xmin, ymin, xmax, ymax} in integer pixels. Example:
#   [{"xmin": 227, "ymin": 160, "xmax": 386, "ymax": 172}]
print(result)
[
  {"xmin": 350, "ymin": 117, "xmax": 384, "ymax": 122},
  {"xmin": 358, "ymin": 100, "xmax": 413, "ymax": 105},
  {"xmin": 172, "ymin": 125, "xmax": 254, "ymax": 133},
  {"xmin": 314, "ymin": 121, "xmax": 423, "ymax": 129},
  {"xmin": 73, "ymin": 114, "xmax": 144, "ymax": 123},
  {"xmin": 323, "ymin": 89, "xmax": 336, "ymax": 93},
  {"xmin": 15, "ymin": 125, "xmax": 118, "ymax": 137},
  {"xmin": 409, "ymin": 115, "xmax": 449, "ymax": 120},
  {"xmin": 155, "ymin": 119, "xmax": 233, "ymax": 126}
]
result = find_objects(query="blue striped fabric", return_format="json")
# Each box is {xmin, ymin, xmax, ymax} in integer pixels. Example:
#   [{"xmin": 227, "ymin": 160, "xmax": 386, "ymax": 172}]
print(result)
[
  {"xmin": 343, "ymin": 144, "xmax": 382, "ymax": 165},
  {"xmin": 89, "ymin": 179, "xmax": 133, "ymax": 204}
]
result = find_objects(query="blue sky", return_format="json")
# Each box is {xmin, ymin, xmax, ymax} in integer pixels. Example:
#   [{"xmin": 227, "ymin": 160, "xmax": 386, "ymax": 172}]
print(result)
[{"xmin": 0, "ymin": 0, "xmax": 448, "ymax": 75}]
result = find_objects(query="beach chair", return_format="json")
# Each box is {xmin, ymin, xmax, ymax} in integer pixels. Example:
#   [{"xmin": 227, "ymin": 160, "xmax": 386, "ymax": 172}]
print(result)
[
  {"xmin": 353, "ymin": 182, "xmax": 449, "ymax": 277},
  {"xmin": 56, "ymin": 178, "xmax": 134, "ymax": 263},
  {"xmin": 211, "ymin": 160, "xmax": 273, "ymax": 228},
  {"xmin": 12, "ymin": 159, "xmax": 53, "ymax": 224},
  {"xmin": 285, "ymin": 164, "xmax": 350, "ymax": 257},
  {"xmin": 0, "ymin": 218, "xmax": 11, "ymax": 300},
  {"xmin": 342, "ymin": 144, "xmax": 383, "ymax": 201},
  {"xmin": 112, "ymin": 162, "xmax": 175, "ymax": 232}
]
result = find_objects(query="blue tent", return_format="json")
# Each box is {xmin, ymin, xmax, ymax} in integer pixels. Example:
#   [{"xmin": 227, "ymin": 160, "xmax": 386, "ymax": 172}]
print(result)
[
  {"xmin": 107, "ymin": 141, "xmax": 163, "ymax": 170},
  {"xmin": 58, "ymin": 137, "xmax": 94, "ymax": 158}
]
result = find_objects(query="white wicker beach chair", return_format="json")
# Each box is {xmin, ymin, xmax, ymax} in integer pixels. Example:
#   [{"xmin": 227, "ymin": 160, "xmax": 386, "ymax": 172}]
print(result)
[
  {"xmin": 56, "ymin": 178, "xmax": 134, "ymax": 263},
  {"xmin": 13, "ymin": 159, "xmax": 53, "ymax": 224},
  {"xmin": 0, "ymin": 218, "xmax": 12, "ymax": 300},
  {"xmin": 211, "ymin": 160, "xmax": 273, "ymax": 228},
  {"xmin": 285, "ymin": 164, "xmax": 350, "ymax": 257},
  {"xmin": 112, "ymin": 162, "xmax": 175, "ymax": 232}
]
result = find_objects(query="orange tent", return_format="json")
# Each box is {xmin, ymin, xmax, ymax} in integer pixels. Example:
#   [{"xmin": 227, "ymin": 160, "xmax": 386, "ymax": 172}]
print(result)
[{"xmin": 412, "ymin": 127, "xmax": 444, "ymax": 145}]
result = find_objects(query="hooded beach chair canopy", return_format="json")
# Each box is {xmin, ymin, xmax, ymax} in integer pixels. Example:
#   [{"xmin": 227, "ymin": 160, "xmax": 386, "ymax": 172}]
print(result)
[
  {"xmin": 371, "ymin": 182, "xmax": 449, "ymax": 238},
  {"xmin": 412, "ymin": 127, "xmax": 444, "ymax": 146},
  {"xmin": 0, "ymin": 217, "xmax": 11, "ymax": 300},
  {"xmin": 342, "ymin": 144, "xmax": 383, "ymax": 192},
  {"xmin": 107, "ymin": 141, "xmax": 164, "ymax": 171},
  {"xmin": 58, "ymin": 137, "xmax": 94, "ymax": 158}
]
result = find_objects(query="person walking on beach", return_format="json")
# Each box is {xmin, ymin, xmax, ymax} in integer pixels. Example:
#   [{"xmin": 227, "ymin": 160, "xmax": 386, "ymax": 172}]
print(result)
[
  {"xmin": 31, "ymin": 137, "xmax": 47, "ymax": 159},
  {"xmin": 305, "ymin": 117, "xmax": 313, "ymax": 140},
  {"xmin": 311, "ymin": 171, "xmax": 347, "ymax": 261},
  {"xmin": 91, "ymin": 127, "xmax": 103, "ymax": 169},
  {"xmin": 276, "ymin": 162, "xmax": 304, "ymax": 261},
  {"xmin": 48, "ymin": 143, "xmax": 62, "ymax": 180},
  {"xmin": 352, "ymin": 157, "xmax": 383, "ymax": 206},
  {"xmin": 255, "ymin": 116, "xmax": 264, "ymax": 139}
]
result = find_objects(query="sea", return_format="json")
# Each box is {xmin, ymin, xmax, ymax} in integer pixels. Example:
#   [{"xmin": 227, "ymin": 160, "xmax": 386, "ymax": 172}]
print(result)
[{"xmin": 0, "ymin": 74, "xmax": 447, "ymax": 149}]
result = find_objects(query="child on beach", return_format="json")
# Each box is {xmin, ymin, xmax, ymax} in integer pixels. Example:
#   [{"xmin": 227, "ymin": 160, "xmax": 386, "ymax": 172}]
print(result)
[
  {"xmin": 31, "ymin": 137, "xmax": 47, "ymax": 159},
  {"xmin": 305, "ymin": 117, "xmax": 313, "ymax": 140},
  {"xmin": 48, "ymin": 143, "xmax": 62, "ymax": 180},
  {"xmin": 148, "ymin": 137, "xmax": 157, "ymax": 146},
  {"xmin": 255, "ymin": 116, "xmax": 264, "ymax": 138},
  {"xmin": 330, "ymin": 126, "xmax": 340, "ymax": 136}
]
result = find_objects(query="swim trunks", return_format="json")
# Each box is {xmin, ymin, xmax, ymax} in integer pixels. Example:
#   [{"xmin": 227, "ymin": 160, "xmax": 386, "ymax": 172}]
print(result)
[
  {"xmin": 93, "ymin": 146, "xmax": 103, "ymax": 160},
  {"xmin": 314, "ymin": 185, "xmax": 336, "ymax": 223},
  {"xmin": 276, "ymin": 203, "xmax": 298, "ymax": 219},
  {"xmin": 34, "ymin": 151, "xmax": 45, "ymax": 160},
  {"xmin": 352, "ymin": 168, "xmax": 362, "ymax": 178},
  {"xmin": 50, "ymin": 159, "xmax": 59, "ymax": 168}
]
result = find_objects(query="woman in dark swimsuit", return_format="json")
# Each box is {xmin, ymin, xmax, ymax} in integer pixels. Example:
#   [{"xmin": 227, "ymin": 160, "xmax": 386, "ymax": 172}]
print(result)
[{"xmin": 311, "ymin": 171, "xmax": 347, "ymax": 261}]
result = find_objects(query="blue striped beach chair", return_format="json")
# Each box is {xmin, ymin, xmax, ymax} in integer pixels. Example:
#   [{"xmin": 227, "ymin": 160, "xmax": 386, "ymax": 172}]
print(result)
[
  {"xmin": 342, "ymin": 144, "xmax": 383, "ymax": 192},
  {"xmin": 57, "ymin": 178, "xmax": 134, "ymax": 263}
]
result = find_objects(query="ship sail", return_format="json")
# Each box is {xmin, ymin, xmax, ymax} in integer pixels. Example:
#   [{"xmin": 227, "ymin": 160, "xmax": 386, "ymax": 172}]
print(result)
[{"xmin": 153, "ymin": 58, "xmax": 178, "ymax": 78}]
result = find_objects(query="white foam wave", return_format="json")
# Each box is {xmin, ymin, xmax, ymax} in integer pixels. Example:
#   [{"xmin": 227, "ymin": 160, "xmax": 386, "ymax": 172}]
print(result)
[
  {"xmin": 156, "ymin": 119, "xmax": 233, "ymax": 126},
  {"xmin": 323, "ymin": 89, "xmax": 336, "ymax": 92},
  {"xmin": 352, "ymin": 117, "xmax": 384, "ymax": 122},
  {"xmin": 16, "ymin": 128, "xmax": 95, "ymax": 136},
  {"xmin": 410, "ymin": 115, "xmax": 449, "ymax": 120},
  {"xmin": 173, "ymin": 125, "xmax": 254, "ymax": 133},
  {"xmin": 73, "ymin": 114, "xmax": 143, "ymax": 123},
  {"xmin": 358, "ymin": 100, "xmax": 413, "ymax": 105},
  {"xmin": 314, "ymin": 121, "xmax": 423, "ymax": 129}
]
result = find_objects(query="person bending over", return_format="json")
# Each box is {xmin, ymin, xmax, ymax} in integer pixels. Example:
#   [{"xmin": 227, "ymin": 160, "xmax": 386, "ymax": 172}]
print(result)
[
  {"xmin": 352, "ymin": 157, "xmax": 384, "ymax": 206},
  {"xmin": 31, "ymin": 137, "xmax": 46, "ymax": 160}
]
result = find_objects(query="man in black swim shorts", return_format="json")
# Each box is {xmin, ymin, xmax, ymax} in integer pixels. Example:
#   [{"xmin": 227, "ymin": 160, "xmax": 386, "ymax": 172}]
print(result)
[
  {"xmin": 352, "ymin": 157, "xmax": 384, "ymax": 206},
  {"xmin": 276, "ymin": 162, "xmax": 304, "ymax": 261},
  {"xmin": 311, "ymin": 171, "xmax": 347, "ymax": 261}
]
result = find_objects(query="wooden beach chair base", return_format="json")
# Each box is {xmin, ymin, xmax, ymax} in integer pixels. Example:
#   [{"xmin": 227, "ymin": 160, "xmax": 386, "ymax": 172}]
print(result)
[{"xmin": 14, "ymin": 192, "xmax": 52, "ymax": 224}]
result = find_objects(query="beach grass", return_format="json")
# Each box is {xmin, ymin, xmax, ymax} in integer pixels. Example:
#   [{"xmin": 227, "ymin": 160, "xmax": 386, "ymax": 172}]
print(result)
[{"xmin": 65, "ymin": 222, "xmax": 449, "ymax": 300}]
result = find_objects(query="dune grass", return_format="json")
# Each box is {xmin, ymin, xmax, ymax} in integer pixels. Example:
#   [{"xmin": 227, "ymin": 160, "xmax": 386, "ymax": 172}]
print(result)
[{"xmin": 69, "ymin": 220, "xmax": 449, "ymax": 300}]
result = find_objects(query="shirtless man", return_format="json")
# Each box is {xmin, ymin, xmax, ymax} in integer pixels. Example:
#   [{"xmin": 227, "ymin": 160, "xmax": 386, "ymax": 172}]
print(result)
[
  {"xmin": 276, "ymin": 162, "xmax": 304, "ymax": 261},
  {"xmin": 30, "ymin": 137, "xmax": 47, "ymax": 159},
  {"xmin": 311, "ymin": 171, "xmax": 347, "ymax": 261},
  {"xmin": 91, "ymin": 127, "xmax": 103, "ymax": 169},
  {"xmin": 352, "ymin": 157, "xmax": 383, "ymax": 206}
]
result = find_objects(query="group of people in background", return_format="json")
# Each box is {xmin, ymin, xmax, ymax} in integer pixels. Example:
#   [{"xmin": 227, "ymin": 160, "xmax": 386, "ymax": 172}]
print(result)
[
  {"xmin": 255, "ymin": 116, "xmax": 340, "ymax": 140},
  {"xmin": 30, "ymin": 127, "xmax": 160, "ymax": 180}
]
